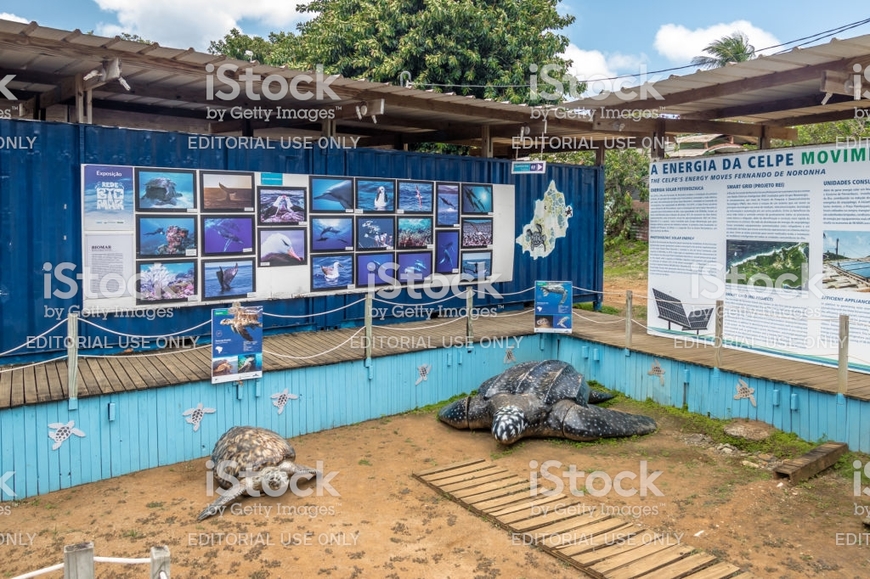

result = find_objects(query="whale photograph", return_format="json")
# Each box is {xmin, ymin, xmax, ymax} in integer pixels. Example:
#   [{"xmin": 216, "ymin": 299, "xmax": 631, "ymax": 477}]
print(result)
[
  {"xmin": 201, "ymin": 258, "xmax": 255, "ymax": 300},
  {"xmin": 435, "ymin": 230, "xmax": 460, "ymax": 274},
  {"xmin": 200, "ymin": 171, "xmax": 254, "ymax": 211},
  {"xmin": 135, "ymin": 168, "xmax": 196, "ymax": 211},
  {"xmin": 201, "ymin": 216, "xmax": 255, "ymax": 256}
]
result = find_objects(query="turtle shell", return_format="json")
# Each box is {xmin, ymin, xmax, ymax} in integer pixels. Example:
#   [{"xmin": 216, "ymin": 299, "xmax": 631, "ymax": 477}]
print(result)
[
  {"xmin": 478, "ymin": 360, "xmax": 589, "ymax": 408},
  {"xmin": 210, "ymin": 426, "xmax": 296, "ymax": 489}
]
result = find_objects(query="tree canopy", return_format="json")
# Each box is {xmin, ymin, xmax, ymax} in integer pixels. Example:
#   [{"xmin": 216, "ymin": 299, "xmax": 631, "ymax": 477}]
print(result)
[
  {"xmin": 691, "ymin": 31, "xmax": 756, "ymax": 70},
  {"xmin": 208, "ymin": 0, "xmax": 576, "ymax": 103}
]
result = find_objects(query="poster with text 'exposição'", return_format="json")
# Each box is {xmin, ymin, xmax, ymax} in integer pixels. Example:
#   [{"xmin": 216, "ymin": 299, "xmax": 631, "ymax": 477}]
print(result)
[{"xmin": 647, "ymin": 141, "xmax": 870, "ymax": 373}]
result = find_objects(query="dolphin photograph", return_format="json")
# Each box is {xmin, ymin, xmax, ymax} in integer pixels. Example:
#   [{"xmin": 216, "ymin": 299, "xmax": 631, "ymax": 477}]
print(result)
[
  {"xmin": 397, "ymin": 251, "xmax": 433, "ymax": 283},
  {"xmin": 310, "ymin": 176, "xmax": 354, "ymax": 212},
  {"xmin": 200, "ymin": 171, "xmax": 254, "ymax": 211},
  {"xmin": 356, "ymin": 252, "xmax": 397, "ymax": 287},
  {"xmin": 461, "ymin": 183, "xmax": 493, "ymax": 214},
  {"xmin": 310, "ymin": 217, "xmax": 354, "ymax": 252},
  {"xmin": 436, "ymin": 183, "xmax": 460, "ymax": 227}
]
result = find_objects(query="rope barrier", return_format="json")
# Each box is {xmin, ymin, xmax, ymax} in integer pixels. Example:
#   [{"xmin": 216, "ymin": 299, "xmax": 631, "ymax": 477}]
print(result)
[
  {"xmin": 572, "ymin": 311, "xmax": 625, "ymax": 324},
  {"xmin": 79, "ymin": 318, "xmax": 211, "ymax": 339},
  {"xmin": 373, "ymin": 292, "xmax": 469, "ymax": 307},
  {"xmin": 263, "ymin": 297, "xmax": 367, "ymax": 318},
  {"xmin": 0, "ymin": 318, "xmax": 66, "ymax": 358},
  {"xmin": 80, "ymin": 344, "xmax": 211, "ymax": 359},
  {"xmin": 487, "ymin": 286, "xmax": 534, "ymax": 297}
]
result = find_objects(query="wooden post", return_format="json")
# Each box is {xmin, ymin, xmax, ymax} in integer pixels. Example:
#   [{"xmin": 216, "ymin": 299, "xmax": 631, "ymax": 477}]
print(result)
[
  {"xmin": 466, "ymin": 289, "xmax": 474, "ymax": 342},
  {"xmin": 838, "ymin": 314, "xmax": 849, "ymax": 394},
  {"xmin": 64, "ymin": 542, "xmax": 94, "ymax": 579},
  {"xmin": 75, "ymin": 74, "xmax": 84, "ymax": 124},
  {"xmin": 364, "ymin": 292, "xmax": 373, "ymax": 361},
  {"xmin": 151, "ymin": 545, "xmax": 170, "ymax": 579},
  {"xmin": 67, "ymin": 312, "xmax": 79, "ymax": 401},
  {"xmin": 480, "ymin": 125, "xmax": 493, "ymax": 158},
  {"xmin": 624, "ymin": 290, "xmax": 632, "ymax": 349},
  {"xmin": 714, "ymin": 300, "xmax": 724, "ymax": 368}
]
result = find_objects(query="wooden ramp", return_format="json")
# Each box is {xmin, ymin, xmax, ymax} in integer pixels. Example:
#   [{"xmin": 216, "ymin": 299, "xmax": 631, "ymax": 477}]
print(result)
[
  {"xmin": 414, "ymin": 459, "xmax": 752, "ymax": 579},
  {"xmin": 774, "ymin": 441, "xmax": 848, "ymax": 483}
]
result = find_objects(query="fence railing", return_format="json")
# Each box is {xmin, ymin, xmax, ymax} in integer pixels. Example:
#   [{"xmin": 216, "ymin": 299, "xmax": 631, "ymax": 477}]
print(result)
[{"xmin": 11, "ymin": 543, "xmax": 169, "ymax": 579}]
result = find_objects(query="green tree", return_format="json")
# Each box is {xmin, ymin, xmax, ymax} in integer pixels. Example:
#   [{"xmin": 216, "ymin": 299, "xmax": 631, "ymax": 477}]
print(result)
[
  {"xmin": 538, "ymin": 148, "xmax": 650, "ymax": 242},
  {"xmin": 209, "ymin": 0, "xmax": 576, "ymax": 104},
  {"xmin": 691, "ymin": 31, "xmax": 756, "ymax": 70}
]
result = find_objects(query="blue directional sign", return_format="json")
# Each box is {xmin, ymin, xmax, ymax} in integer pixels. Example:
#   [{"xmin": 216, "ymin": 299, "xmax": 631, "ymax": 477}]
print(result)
[
  {"xmin": 511, "ymin": 161, "xmax": 547, "ymax": 174},
  {"xmin": 534, "ymin": 280, "xmax": 572, "ymax": 333}
]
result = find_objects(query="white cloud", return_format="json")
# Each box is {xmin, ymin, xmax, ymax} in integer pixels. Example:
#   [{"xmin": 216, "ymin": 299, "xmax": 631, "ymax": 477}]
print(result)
[
  {"xmin": 654, "ymin": 21, "xmax": 780, "ymax": 63},
  {"xmin": 93, "ymin": 0, "xmax": 304, "ymax": 50},
  {"xmin": 561, "ymin": 44, "xmax": 650, "ymax": 97},
  {"xmin": 0, "ymin": 13, "xmax": 30, "ymax": 23}
]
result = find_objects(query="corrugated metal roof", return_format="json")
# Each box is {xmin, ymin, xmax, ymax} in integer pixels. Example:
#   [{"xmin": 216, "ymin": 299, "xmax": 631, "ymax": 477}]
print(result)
[{"xmin": 1, "ymin": 18, "xmax": 869, "ymax": 155}]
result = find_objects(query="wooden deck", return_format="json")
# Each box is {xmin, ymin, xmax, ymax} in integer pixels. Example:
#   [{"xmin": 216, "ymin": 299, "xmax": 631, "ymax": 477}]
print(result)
[
  {"xmin": 1, "ymin": 308, "xmax": 869, "ymax": 409},
  {"xmin": 414, "ymin": 459, "xmax": 753, "ymax": 579}
]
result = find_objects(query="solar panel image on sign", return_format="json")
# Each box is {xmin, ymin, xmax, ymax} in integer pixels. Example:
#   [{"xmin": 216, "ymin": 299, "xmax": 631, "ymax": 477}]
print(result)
[
  {"xmin": 652, "ymin": 288, "xmax": 713, "ymax": 334},
  {"xmin": 836, "ymin": 261, "xmax": 870, "ymax": 279}
]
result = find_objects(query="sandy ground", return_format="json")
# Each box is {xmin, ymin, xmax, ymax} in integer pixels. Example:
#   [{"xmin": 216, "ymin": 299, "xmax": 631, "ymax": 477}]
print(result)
[{"xmin": 3, "ymin": 398, "xmax": 869, "ymax": 579}]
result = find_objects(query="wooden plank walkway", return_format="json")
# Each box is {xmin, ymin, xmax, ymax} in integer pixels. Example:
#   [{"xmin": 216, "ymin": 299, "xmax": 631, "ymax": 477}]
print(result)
[
  {"xmin": 1, "ymin": 308, "xmax": 869, "ymax": 409},
  {"xmin": 414, "ymin": 459, "xmax": 752, "ymax": 579}
]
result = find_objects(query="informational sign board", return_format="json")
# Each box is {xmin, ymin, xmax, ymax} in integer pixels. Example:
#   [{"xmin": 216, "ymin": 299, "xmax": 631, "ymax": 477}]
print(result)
[
  {"xmin": 511, "ymin": 161, "xmax": 547, "ymax": 174},
  {"xmin": 647, "ymin": 142, "xmax": 870, "ymax": 371},
  {"xmin": 211, "ymin": 303, "xmax": 263, "ymax": 384},
  {"xmin": 534, "ymin": 280, "xmax": 573, "ymax": 333}
]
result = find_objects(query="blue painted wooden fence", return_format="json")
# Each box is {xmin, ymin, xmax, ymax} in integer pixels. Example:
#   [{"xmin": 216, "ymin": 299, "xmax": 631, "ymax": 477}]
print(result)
[{"xmin": 2, "ymin": 333, "xmax": 868, "ymax": 501}]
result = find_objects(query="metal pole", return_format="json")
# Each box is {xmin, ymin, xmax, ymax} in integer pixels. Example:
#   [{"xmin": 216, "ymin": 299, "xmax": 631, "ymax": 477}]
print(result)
[
  {"xmin": 624, "ymin": 290, "xmax": 633, "ymax": 349},
  {"xmin": 838, "ymin": 314, "xmax": 849, "ymax": 394},
  {"xmin": 364, "ymin": 292, "xmax": 373, "ymax": 362},
  {"xmin": 67, "ymin": 313, "xmax": 79, "ymax": 400},
  {"xmin": 64, "ymin": 542, "xmax": 94, "ymax": 579},
  {"xmin": 150, "ymin": 545, "xmax": 170, "ymax": 579},
  {"xmin": 714, "ymin": 300, "xmax": 723, "ymax": 368}
]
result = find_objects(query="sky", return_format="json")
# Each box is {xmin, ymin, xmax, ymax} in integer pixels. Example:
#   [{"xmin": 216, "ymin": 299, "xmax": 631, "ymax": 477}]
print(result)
[{"xmin": 2, "ymin": 0, "xmax": 869, "ymax": 91}]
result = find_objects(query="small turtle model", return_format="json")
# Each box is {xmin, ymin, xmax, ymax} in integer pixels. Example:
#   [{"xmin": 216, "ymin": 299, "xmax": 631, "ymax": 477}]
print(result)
[
  {"xmin": 142, "ymin": 177, "xmax": 180, "ymax": 205},
  {"xmin": 525, "ymin": 223, "xmax": 548, "ymax": 251},
  {"xmin": 438, "ymin": 360, "xmax": 657, "ymax": 445},
  {"xmin": 198, "ymin": 426, "xmax": 319, "ymax": 521}
]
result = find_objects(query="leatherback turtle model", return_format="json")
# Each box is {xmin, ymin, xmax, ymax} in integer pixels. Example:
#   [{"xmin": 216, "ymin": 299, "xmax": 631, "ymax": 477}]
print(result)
[
  {"xmin": 438, "ymin": 360, "xmax": 656, "ymax": 444},
  {"xmin": 198, "ymin": 426, "xmax": 319, "ymax": 520}
]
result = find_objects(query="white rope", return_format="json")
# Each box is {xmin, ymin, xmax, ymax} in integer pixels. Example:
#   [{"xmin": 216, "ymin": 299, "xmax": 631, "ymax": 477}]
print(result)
[
  {"xmin": 79, "ymin": 318, "xmax": 211, "ymax": 339},
  {"xmin": 490, "ymin": 286, "xmax": 534, "ymax": 297},
  {"xmin": 0, "ymin": 318, "xmax": 67, "ymax": 358},
  {"xmin": 263, "ymin": 327, "xmax": 365, "ymax": 360},
  {"xmin": 9, "ymin": 563, "xmax": 64, "ymax": 579},
  {"xmin": 572, "ymin": 311, "xmax": 625, "ymax": 324},
  {"xmin": 0, "ymin": 355, "xmax": 68, "ymax": 374},
  {"xmin": 80, "ymin": 344, "xmax": 211, "ymax": 359},
  {"xmin": 263, "ymin": 297, "xmax": 367, "ymax": 318},
  {"xmin": 373, "ymin": 292, "xmax": 470, "ymax": 307},
  {"xmin": 93, "ymin": 556, "xmax": 150, "ymax": 564},
  {"xmin": 373, "ymin": 317, "xmax": 464, "ymax": 331},
  {"xmin": 493, "ymin": 309, "xmax": 533, "ymax": 318}
]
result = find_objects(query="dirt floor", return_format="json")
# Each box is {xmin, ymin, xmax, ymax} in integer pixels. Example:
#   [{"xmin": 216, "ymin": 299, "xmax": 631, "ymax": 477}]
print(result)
[{"xmin": 3, "ymin": 398, "xmax": 870, "ymax": 579}]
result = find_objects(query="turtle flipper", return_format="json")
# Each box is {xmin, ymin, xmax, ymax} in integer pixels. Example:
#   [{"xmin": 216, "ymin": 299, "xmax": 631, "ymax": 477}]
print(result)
[
  {"xmin": 198, "ymin": 482, "xmax": 249, "ymax": 521},
  {"xmin": 544, "ymin": 400, "xmax": 657, "ymax": 441},
  {"xmin": 587, "ymin": 389, "xmax": 616, "ymax": 405}
]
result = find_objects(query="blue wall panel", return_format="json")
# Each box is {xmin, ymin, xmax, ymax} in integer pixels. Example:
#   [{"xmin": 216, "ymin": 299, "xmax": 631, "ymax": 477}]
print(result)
[
  {"xmin": 0, "ymin": 334, "xmax": 868, "ymax": 501},
  {"xmin": 0, "ymin": 119, "xmax": 603, "ymax": 362}
]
